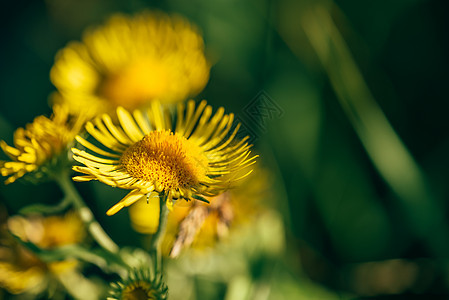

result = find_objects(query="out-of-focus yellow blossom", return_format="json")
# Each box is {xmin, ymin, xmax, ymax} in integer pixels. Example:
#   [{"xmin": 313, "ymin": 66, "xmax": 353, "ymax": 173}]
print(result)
[
  {"xmin": 129, "ymin": 166, "xmax": 271, "ymax": 257},
  {"xmin": 8, "ymin": 211, "xmax": 85, "ymax": 249},
  {"xmin": 0, "ymin": 104, "xmax": 86, "ymax": 184},
  {"xmin": 0, "ymin": 211, "xmax": 85, "ymax": 295},
  {"xmin": 72, "ymin": 100, "xmax": 256, "ymax": 216},
  {"xmin": 51, "ymin": 11, "xmax": 210, "ymax": 117}
]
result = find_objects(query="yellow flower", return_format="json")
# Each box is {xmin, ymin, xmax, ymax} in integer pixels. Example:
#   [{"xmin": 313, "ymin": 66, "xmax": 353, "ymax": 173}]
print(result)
[
  {"xmin": 51, "ymin": 11, "xmax": 210, "ymax": 117},
  {"xmin": 108, "ymin": 268, "xmax": 168, "ymax": 300},
  {"xmin": 72, "ymin": 100, "xmax": 257, "ymax": 216},
  {"xmin": 8, "ymin": 211, "xmax": 85, "ymax": 249},
  {"xmin": 0, "ymin": 211, "xmax": 85, "ymax": 295},
  {"xmin": 0, "ymin": 104, "xmax": 86, "ymax": 184}
]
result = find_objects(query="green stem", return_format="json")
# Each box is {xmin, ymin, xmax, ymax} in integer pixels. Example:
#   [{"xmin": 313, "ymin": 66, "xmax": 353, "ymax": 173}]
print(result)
[
  {"xmin": 19, "ymin": 195, "xmax": 71, "ymax": 215},
  {"xmin": 55, "ymin": 172, "xmax": 119, "ymax": 253},
  {"xmin": 150, "ymin": 193, "xmax": 169, "ymax": 273}
]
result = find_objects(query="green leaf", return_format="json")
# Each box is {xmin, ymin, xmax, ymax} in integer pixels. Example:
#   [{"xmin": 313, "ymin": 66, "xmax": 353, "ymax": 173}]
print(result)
[
  {"xmin": 11, "ymin": 233, "xmax": 128, "ymax": 275},
  {"xmin": 19, "ymin": 196, "xmax": 71, "ymax": 215}
]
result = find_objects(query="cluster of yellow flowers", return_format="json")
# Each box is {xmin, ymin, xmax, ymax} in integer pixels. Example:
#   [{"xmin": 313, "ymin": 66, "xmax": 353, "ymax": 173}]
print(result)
[
  {"xmin": 0, "ymin": 11, "xmax": 261, "ymax": 299},
  {"xmin": 0, "ymin": 212, "xmax": 84, "ymax": 295}
]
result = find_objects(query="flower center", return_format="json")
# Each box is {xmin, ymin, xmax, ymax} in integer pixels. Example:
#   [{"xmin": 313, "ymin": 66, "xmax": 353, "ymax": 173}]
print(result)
[
  {"xmin": 120, "ymin": 130, "xmax": 208, "ymax": 191},
  {"xmin": 122, "ymin": 282, "xmax": 156, "ymax": 300},
  {"xmin": 100, "ymin": 57, "xmax": 170, "ymax": 110}
]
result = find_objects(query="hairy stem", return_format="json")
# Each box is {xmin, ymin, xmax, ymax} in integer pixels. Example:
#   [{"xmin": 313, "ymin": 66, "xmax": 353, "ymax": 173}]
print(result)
[
  {"xmin": 150, "ymin": 193, "xmax": 169, "ymax": 273},
  {"xmin": 55, "ymin": 172, "xmax": 119, "ymax": 253}
]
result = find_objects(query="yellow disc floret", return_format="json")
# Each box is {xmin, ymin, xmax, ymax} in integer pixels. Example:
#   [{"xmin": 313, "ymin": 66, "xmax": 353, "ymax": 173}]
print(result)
[{"xmin": 120, "ymin": 130, "xmax": 208, "ymax": 192}]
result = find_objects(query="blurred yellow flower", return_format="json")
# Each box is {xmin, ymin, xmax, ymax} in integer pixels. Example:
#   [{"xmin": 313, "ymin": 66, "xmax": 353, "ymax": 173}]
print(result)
[
  {"xmin": 0, "ymin": 211, "xmax": 85, "ymax": 295},
  {"xmin": 72, "ymin": 100, "xmax": 257, "ymax": 216},
  {"xmin": 0, "ymin": 104, "xmax": 86, "ymax": 184},
  {"xmin": 8, "ymin": 211, "xmax": 85, "ymax": 249},
  {"xmin": 51, "ymin": 11, "xmax": 210, "ymax": 116},
  {"xmin": 129, "ymin": 166, "xmax": 271, "ymax": 257}
]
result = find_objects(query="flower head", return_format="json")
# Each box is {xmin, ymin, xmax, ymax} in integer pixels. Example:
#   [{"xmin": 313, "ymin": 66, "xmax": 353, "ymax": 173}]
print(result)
[
  {"xmin": 72, "ymin": 100, "xmax": 257, "ymax": 215},
  {"xmin": 8, "ymin": 211, "xmax": 85, "ymax": 249},
  {"xmin": 51, "ymin": 11, "xmax": 210, "ymax": 117},
  {"xmin": 0, "ymin": 211, "xmax": 85, "ymax": 295},
  {"xmin": 108, "ymin": 268, "xmax": 168, "ymax": 300},
  {"xmin": 0, "ymin": 104, "xmax": 85, "ymax": 184}
]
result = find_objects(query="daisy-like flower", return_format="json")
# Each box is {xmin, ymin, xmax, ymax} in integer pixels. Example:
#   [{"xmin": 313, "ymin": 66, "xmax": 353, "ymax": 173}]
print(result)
[
  {"xmin": 0, "ymin": 211, "xmax": 85, "ymax": 295},
  {"xmin": 51, "ymin": 11, "xmax": 210, "ymax": 117},
  {"xmin": 108, "ymin": 267, "xmax": 168, "ymax": 300},
  {"xmin": 72, "ymin": 100, "xmax": 257, "ymax": 216},
  {"xmin": 0, "ymin": 105, "xmax": 86, "ymax": 184}
]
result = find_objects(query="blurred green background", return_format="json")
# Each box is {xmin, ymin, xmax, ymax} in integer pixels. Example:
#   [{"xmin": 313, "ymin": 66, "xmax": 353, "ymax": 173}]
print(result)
[{"xmin": 1, "ymin": 0, "xmax": 449, "ymax": 299}]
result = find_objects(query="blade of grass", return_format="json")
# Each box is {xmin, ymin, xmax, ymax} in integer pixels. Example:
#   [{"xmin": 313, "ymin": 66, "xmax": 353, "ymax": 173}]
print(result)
[{"xmin": 277, "ymin": 1, "xmax": 449, "ymax": 257}]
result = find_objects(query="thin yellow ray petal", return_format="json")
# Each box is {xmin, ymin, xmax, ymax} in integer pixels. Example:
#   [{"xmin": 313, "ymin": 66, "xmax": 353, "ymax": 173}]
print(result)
[
  {"xmin": 133, "ymin": 110, "xmax": 151, "ymax": 134},
  {"xmin": 131, "ymin": 180, "xmax": 155, "ymax": 192},
  {"xmin": 72, "ymin": 156, "xmax": 118, "ymax": 170},
  {"xmin": 234, "ymin": 157, "xmax": 258, "ymax": 170},
  {"xmin": 143, "ymin": 185, "xmax": 155, "ymax": 194},
  {"xmin": 5, "ymin": 175, "xmax": 20, "ymax": 184},
  {"xmin": 72, "ymin": 165, "xmax": 92, "ymax": 175},
  {"xmin": 229, "ymin": 169, "xmax": 254, "ymax": 182},
  {"xmin": 215, "ymin": 139, "xmax": 250, "ymax": 157},
  {"xmin": 209, "ymin": 150, "xmax": 250, "ymax": 167},
  {"xmin": 177, "ymin": 100, "xmax": 195, "ymax": 136},
  {"xmin": 207, "ymin": 170, "xmax": 231, "ymax": 175},
  {"xmin": 30, "ymin": 138, "xmax": 42, "ymax": 152},
  {"xmin": 205, "ymin": 122, "xmax": 240, "ymax": 152},
  {"xmin": 0, "ymin": 141, "xmax": 20, "ymax": 158},
  {"xmin": 193, "ymin": 105, "xmax": 213, "ymax": 134},
  {"xmin": 209, "ymin": 145, "xmax": 249, "ymax": 163},
  {"xmin": 73, "ymin": 165, "xmax": 121, "ymax": 182},
  {"xmin": 97, "ymin": 176, "xmax": 119, "ymax": 186},
  {"xmin": 148, "ymin": 102, "xmax": 165, "ymax": 130},
  {"xmin": 17, "ymin": 153, "xmax": 36, "ymax": 164},
  {"xmin": 183, "ymin": 100, "xmax": 207, "ymax": 138},
  {"xmin": 122, "ymin": 190, "xmax": 145, "ymax": 207},
  {"xmin": 217, "ymin": 145, "xmax": 251, "ymax": 161},
  {"xmin": 209, "ymin": 113, "xmax": 234, "ymax": 141},
  {"xmin": 117, "ymin": 107, "xmax": 144, "ymax": 142},
  {"xmin": 106, "ymin": 190, "xmax": 144, "ymax": 215},
  {"xmin": 114, "ymin": 177, "xmax": 138, "ymax": 187},
  {"xmin": 71, "ymin": 148, "xmax": 120, "ymax": 164},
  {"xmin": 85, "ymin": 122, "xmax": 125, "ymax": 152},
  {"xmin": 3, "ymin": 162, "xmax": 27, "ymax": 171},
  {"xmin": 230, "ymin": 152, "xmax": 255, "ymax": 169},
  {"xmin": 106, "ymin": 173, "xmax": 132, "ymax": 182},
  {"xmin": 101, "ymin": 115, "xmax": 132, "ymax": 145},
  {"xmin": 106, "ymin": 203, "xmax": 125, "ymax": 216},
  {"xmin": 93, "ymin": 118, "xmax": 122, "ymax": 145},
  {"xmin": 175, "ymin": 102, "xmax": 185, "ymax": 132},
  {"xmin": 72, "ymin": 176, "xmax": 96, "ymax": 182},
  {"xmin": 163, "ymin": 108, "xmax": 172, "ymax": 131},
  {"xmin": 198, "ymin": 114, "xmax": 231, "ymax": 147},
  {"xmin": 75, "ymin": 136, "xmax": 121, "ymax": 158},
  {"xmin": 23, "ymin": 146, "xmax": 36, "ymax": 155}
]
